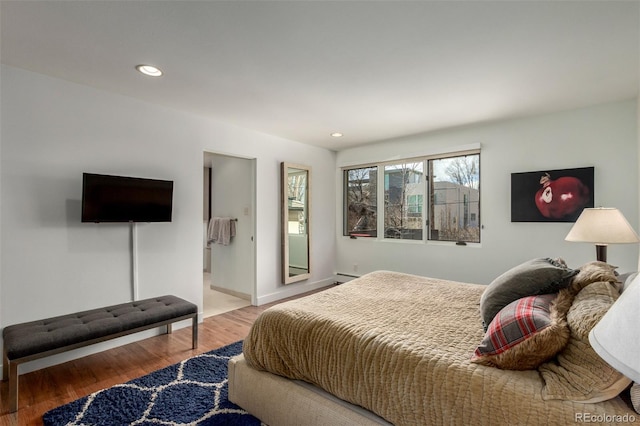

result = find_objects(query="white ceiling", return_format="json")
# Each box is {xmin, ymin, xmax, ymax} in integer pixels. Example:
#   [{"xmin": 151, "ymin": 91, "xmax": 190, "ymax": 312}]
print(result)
[{"xmin": 2, "ymin": 1, "xmax": 639, "ymax": 151}]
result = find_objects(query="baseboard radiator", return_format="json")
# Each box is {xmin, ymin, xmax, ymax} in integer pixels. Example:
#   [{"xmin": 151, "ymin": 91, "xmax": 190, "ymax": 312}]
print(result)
[{"xmin": 335, "ymin": 273, "xmax": 360, "ymax": 284}]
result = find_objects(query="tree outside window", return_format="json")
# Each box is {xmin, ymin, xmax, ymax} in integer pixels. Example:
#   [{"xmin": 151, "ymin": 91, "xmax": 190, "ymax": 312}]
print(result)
[{"xmin": 344, "ymin": 166, "xmax": 377, "ymax": 237}]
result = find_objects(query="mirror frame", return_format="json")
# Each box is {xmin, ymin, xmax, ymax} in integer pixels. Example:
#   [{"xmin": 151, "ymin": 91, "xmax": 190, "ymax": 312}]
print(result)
[{"xmin": 281, "ymin": 162, "xmax": 311, "ymax": 284}]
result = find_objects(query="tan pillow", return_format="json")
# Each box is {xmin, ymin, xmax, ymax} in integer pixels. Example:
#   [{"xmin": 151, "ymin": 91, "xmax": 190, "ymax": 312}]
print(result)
[
  {"xmin": 568, "ymin": 261, "xmax": 618, "ymax": 294},
  {"xmin": 538, "ymin": 281, "xmax": 632, "ymax": 403}
]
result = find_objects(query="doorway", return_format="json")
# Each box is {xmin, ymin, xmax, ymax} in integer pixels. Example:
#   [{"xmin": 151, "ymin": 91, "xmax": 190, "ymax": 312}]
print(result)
[{"xmin": 203, "ymin": 152, "xmax": 256, "ymax": 317}]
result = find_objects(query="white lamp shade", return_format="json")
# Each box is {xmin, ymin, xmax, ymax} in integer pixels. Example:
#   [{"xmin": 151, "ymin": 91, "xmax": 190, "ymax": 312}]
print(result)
[
  {"xmin": 589, "ymin": 274, "xmax": 640, "ymax": 383},
  {"xmin": 565, "ymin": 208, "xmax": 640, "ymax": 244}
]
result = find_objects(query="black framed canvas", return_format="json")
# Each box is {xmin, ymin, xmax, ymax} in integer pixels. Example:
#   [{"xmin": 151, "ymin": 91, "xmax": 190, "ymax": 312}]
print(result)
[{"xmin": 511, "ymin": 167, "xmax": 594, "ymax": 222}]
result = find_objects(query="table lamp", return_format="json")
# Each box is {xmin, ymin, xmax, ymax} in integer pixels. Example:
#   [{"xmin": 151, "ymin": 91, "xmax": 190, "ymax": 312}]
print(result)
[{"xmin": 565, "ymin": 207, "xmax": 640, "ymax": 263}]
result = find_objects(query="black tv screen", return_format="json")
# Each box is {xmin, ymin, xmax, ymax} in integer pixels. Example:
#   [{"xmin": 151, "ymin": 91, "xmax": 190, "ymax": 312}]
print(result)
[{"xmin": 82, "ymin": 173, "xmax": 173, "ymax": 223}]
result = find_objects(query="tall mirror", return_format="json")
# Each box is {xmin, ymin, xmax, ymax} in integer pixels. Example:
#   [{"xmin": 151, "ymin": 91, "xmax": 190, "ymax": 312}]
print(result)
[{"xmin": 281, "ymin": 162, "xmax": 311, "ymax": 284}]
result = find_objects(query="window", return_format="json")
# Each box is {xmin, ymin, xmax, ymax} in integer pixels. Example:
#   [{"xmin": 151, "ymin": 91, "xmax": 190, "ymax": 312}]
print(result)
[
  {"xmin": 343, "ymin": 150, "xmax": 480, "ymax": 243},
  {"xmin": 384, "ymin": 162, "xmax": 423, "ymax": 240},
  {"xmin": 344, "ymin": 166, "xmax": 377, "ymax": 237},
  {"xmin": 428, "ymin": 154, "xmax": 480, "ymax": 243},
  {"xmin": 407, "ymin": 195, "xmax": 423, "ymax": 215}
]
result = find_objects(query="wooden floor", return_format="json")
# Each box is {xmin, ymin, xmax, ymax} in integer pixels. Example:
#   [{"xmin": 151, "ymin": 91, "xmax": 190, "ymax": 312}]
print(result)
[{"xmin": 0, "ymin": 288, "xmax": 330, "ymax": 426}]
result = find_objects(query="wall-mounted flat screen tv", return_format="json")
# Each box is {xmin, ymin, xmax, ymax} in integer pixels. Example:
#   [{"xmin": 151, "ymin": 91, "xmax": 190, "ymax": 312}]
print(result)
[{"xmin": 82, "ymin": 173, "xmax": 173, "ymax": 223}]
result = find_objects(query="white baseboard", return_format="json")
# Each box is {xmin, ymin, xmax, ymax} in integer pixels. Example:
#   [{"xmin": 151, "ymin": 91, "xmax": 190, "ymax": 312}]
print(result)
[
  {"xmin": 210, "ymin": 285, "xmax": 251, "ymax": 301},
  {"xmin": 256, "ymin": 277, "xmax": 337, "ymax": 306}
]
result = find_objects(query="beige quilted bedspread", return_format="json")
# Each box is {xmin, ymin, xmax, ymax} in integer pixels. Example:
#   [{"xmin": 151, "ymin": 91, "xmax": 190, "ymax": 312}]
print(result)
[{"xmin": 243, "ymin": 271, "xmax": 637, "ymax": 425}]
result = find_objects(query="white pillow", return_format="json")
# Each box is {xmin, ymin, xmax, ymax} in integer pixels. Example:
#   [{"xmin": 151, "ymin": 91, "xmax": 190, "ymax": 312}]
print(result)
[{"xmin": 623, "ymin": 272, "xmax": 639, "ymax": 293}]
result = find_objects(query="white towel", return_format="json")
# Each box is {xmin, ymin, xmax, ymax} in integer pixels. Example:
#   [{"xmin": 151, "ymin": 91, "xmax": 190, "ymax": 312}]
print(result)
[{"xmin": 207, "ymin": 217, "xmax": 236, "ymax": 246}]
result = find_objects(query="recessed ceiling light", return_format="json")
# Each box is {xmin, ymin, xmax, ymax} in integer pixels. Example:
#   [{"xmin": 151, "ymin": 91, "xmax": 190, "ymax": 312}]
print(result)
[
  {"xmin": 136, "ymin": 64, "xmax": 163, "ymax": 77},
  {"xmin": 331, "ymin": 132, "xmax": 343, "ymax": 138}
]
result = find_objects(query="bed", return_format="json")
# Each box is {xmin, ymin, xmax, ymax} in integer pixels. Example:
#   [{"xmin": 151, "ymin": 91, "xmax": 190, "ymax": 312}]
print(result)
[{"xmin": 229, "ymin": 264, "xmax": 639, "ymax": 425}]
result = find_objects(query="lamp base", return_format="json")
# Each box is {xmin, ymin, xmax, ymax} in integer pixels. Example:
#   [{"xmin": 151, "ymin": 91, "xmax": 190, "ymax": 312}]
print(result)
[{"xmin": 596, "ymin": 244, "xmax": 608, "ymax": 263}]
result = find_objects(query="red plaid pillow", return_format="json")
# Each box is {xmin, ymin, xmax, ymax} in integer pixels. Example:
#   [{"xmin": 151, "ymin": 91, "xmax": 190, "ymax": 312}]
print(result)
[{"xmin": 471, "ymin": 293, "xmax": 570, "ymax": 370}]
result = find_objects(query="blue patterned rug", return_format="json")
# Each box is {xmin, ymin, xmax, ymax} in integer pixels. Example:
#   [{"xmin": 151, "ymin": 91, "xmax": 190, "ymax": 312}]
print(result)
[{"xmin": 43, "ymin": 341, "xmax": 262, "ymax": 425}]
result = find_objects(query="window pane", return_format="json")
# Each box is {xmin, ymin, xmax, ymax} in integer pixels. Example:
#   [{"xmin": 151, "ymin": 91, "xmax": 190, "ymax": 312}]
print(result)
[
  {"xmin": 428, "ymin": 154, "xmax": 480, "ymax": 243},
  {"xmin": 344, "ymin": 167, "xmax": 377, "ymax": 237},
  {"xmin": 384, "ymin": 162, "xmax": 424, "ymax": 240}
]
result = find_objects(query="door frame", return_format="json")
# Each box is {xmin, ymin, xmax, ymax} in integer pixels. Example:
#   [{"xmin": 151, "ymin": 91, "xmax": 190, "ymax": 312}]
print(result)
[{"xmin": 203, "ymin": 150, "xmax": 257, "ymax": 306}]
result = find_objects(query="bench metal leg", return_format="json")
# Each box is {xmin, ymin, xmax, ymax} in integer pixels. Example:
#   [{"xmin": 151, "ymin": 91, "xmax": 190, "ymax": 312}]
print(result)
[
  {"xmin": 2, "ymin": 350, "xmax": 8, "ymax": 381},
  {"xmin": 164, "ymin": 317, "xmax": 196, "ymax": 349},
  {"xmin": 192, "ymin": 316, "xmax": 198, "ymax": 349},
  {"xmin": 8, "ymin": 361, "xmax": 18, "ymax": 413}
]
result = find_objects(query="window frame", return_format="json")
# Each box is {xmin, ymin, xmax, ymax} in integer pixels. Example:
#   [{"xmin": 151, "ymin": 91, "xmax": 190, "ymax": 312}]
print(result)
[{"xmin": 343, "ymin": 164, "xmax": 379, "ymax": 238}]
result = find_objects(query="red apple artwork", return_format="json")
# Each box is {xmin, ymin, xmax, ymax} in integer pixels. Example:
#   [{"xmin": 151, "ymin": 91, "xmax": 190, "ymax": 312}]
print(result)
[{"xmin": 534, "ymin": 173, "xmax": 590, "ymax": 219}]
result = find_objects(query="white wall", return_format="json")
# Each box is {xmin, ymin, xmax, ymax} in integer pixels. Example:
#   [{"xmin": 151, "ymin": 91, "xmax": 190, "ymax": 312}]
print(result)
[
  {"xmin": 336, "ymin": 100, "xmax": 639, "ymax": 284},
  {"xmin": 0, "ymin": 65, "xmax": 336, "ymax": 373},
  {"xmin": 0, "ymin": 51, "xmax": 3, "ymax": 353}
]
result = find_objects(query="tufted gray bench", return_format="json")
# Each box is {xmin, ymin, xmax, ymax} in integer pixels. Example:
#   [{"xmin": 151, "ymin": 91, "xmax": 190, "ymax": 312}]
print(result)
[{"xmin": 2, "ymin": 295, "xmax": 198, "ymax": 412}]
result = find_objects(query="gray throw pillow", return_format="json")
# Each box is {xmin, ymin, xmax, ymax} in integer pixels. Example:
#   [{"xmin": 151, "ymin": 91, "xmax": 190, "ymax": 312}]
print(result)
[{"xmin": 480, "ymin": 258, "xmax": 578, "ymax": 330}]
